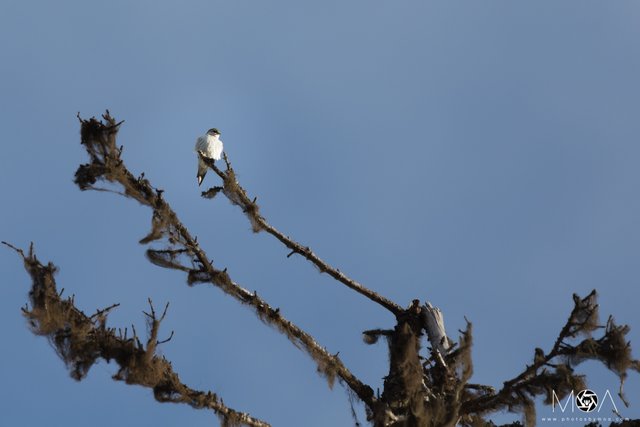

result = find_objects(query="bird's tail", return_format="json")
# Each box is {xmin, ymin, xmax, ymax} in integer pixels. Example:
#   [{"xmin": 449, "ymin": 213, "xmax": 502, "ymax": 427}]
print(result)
[{"xmin": 197, "ymin": 157, "xmax": 207, "ymax": 186}]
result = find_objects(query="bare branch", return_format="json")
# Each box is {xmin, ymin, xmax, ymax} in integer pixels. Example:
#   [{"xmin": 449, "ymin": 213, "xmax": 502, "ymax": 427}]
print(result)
[
  {"xmin": 199, "ymin": 153, "xmax": 403, "ymax": 316},
  {"xmin": 157, "ymin": 330, "xmax": 175, "ymax": 345},
  {"xmin": 9, "ymin": 243, "xmax": 269, "ymax": 427},
  {"xmin": 90, "ymin": 303, "xmax": 120, "ymax": 320}
]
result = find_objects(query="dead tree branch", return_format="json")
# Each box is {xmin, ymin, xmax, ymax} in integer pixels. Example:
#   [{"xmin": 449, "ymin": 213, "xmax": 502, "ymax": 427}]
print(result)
[
  {"xmin": 459, "ymin": 290, "xmax": 640, "ymax": 425},
  {"xmin": 72, "ymin": 112, "xmax": 376, "ymax": 410},
  {"xmin": 199, "ymin": 153, "xmax": 403, "ymax": 316},
  {"xmin": 5, "ymin": 242, "xmax": 269, "ymax": 427}
]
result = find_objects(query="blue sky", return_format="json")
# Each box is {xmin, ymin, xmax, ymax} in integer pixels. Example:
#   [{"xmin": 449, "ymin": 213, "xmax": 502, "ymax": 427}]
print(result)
[{"xmin": 1, "ymin": 1, "xmax": 639, "ymax": 425}]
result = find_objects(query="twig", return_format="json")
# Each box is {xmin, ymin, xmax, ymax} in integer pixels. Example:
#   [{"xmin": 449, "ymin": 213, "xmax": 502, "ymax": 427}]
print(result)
[
  {"xmin": 158, "ymin": 330, "xmax": 175, "ymax": 345},
  {"xmin": 90, "ymin": 303, "xmax": 120, "ymax": 320}
]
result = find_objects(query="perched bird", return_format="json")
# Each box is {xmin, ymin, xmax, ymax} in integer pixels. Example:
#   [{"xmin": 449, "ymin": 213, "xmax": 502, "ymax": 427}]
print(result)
[{"xmin": 195, "ymin": 128, "xmax": 224, "ymax": 186}]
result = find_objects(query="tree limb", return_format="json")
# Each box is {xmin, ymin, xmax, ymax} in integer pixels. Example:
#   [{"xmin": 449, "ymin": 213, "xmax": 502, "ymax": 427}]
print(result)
[
  {"xmin": 460, "ymin": 291, "xmax": 640, "ymax": 424},
  {"xmin": 5, "ymin": 241, "xmax": 269, "ymax": 427}
]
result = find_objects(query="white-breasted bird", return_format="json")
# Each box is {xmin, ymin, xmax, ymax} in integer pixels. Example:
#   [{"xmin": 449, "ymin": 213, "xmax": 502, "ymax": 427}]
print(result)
[{"xmin": 195, "ymin": 128, "xmax": 224, "ymax": 186}]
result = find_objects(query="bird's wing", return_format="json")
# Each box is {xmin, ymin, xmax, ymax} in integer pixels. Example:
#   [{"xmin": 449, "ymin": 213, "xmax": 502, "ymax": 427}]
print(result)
[{"xmin": 195, "ymin": 135, "xmax": 208, "ymax": 153}]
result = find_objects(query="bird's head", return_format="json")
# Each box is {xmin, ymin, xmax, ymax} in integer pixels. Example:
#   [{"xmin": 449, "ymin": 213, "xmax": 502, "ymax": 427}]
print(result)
[{"xmin": 206, "ymin": 128, "xmax": 221, "ymax": 136}]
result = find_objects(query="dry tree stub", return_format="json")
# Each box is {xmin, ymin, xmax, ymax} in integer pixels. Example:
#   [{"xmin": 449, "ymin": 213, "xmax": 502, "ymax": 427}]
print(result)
[{"xmin": 363, "ymin": 300, "xmax": 474, "ymax": 427}]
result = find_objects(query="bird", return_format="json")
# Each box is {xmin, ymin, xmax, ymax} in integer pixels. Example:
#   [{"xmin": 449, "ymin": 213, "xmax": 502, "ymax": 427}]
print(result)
[{"xmin": 195, "ymin": 128, "xmax": 224, "ymax": 186}]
